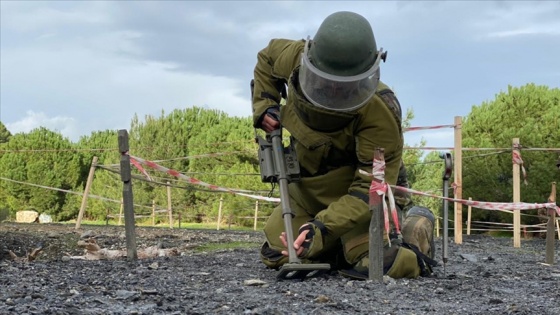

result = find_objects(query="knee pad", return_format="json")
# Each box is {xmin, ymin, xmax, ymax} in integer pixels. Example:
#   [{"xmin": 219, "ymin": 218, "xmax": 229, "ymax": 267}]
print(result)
[
  {"xmin": 407, "ymin": 206, "xmax": 435, "ymax": 226},
  {"xmin": 402, "ymin": 206, "xmax": 435, "ymax": 259}
]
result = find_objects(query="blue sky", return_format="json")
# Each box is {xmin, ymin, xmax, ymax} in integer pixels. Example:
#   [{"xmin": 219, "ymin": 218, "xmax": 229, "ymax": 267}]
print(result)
[{"xmin": 1, "ymin": 1, "xmax": 559, "ymax": 149}]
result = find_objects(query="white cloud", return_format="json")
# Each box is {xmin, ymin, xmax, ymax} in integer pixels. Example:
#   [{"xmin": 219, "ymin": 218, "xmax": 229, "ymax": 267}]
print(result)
[
  {"xmin": 5, "ymin": 110, "xmax": 78, "ymax": 140},
  {"xmin": 1, "ymin": 38, "xmax": 250, "ymax": 141}
]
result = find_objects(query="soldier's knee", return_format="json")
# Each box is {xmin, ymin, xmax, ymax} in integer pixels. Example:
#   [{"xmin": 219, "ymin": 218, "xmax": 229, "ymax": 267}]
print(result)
[
  {"xmin": 402, "ymin": 206, "xmax": 435, "ymax": 259},
  {"xmin": 406, "ymin": 206, "xmax": 435, "ymax": 227}
]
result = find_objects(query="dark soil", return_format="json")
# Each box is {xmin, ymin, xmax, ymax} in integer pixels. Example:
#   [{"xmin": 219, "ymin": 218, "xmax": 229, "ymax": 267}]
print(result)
[{"xmin": 1, "ymin": 222, "xmax": 560, "ymax": 315}]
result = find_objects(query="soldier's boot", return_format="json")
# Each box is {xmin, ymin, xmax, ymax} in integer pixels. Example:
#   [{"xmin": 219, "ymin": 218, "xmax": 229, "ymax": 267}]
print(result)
[
  {"xmin": 339, "ymin": 238, "xmax": 424, "ymax": 280},
  {"xmin": 401, "ymin": 206, "xmax": 436, "ymax": 259}
]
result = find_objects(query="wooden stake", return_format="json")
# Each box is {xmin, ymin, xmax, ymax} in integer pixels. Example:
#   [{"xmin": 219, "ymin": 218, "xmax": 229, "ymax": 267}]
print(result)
[
  {"xmin": 152, "ymin": 200, "xmax": 156, "ymax": 226},
  {"xmin": 217, "ymin": 197, "xmax": 223, "ymax": 230},
  {"xmin": 368, "ymin": 148, "xmax": 385, "ymax": 282},
  {"xmin": 253, "ymin": 200, "xmax": 259, "ymax": 231},
  {"xmin": 118, "ymin": 129, "xmax": 137, "ymax": 261},
  {"xmin": 512, "ymin": 138, "xmax": 521, "ymax": 248},
  {"xmin": 167, "ymin": 181, "xmax": 173, "ymax": 229},
  {"xmin": 545, "ymin": 182, "xmax": 556, "ymax": 265},
  {"xmin": 453, "ymin": 116, "xmax": 463, "ymax": 244},
  {"xmin": 467, "ymin": 197, "xmax": 472, "ymax": 235},
  {"xmin": 118, "ymin": 198, "xmax": 123, "ymax": 226},
  {"xmin": 75, "ymin": 156, "xmax": 98, "ymax": 229},
  {"xmin": 557, "ymin": 219, "xmax": 560, "ymax": 241}
]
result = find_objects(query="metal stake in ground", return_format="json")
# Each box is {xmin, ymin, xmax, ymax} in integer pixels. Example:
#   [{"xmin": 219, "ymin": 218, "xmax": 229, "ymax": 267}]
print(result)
[
  {"xmin": 118, "ymin": 129, "xmax": 138, "ymax": 261},
  {"xmin": 440, "ymin": 152, "xmax": 453, "ymax": 276}
]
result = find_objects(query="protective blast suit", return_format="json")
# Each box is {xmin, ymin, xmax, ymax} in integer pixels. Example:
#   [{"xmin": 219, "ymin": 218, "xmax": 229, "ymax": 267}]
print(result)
[{"xmin": 252, "ymin": 11, "xmax": 435, "ymax": 279}]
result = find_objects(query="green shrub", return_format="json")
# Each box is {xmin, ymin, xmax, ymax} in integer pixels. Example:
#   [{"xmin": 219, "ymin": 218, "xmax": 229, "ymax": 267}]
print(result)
[{"xmin": 0, "ymin": 208, "xmax": 10, "ymax": 221}]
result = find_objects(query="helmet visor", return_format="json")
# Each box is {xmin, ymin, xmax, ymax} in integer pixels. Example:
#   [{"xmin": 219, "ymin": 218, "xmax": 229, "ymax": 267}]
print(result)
[{"xmin": 299, "ymin": 38, "xmax": 382, "ymax": 112}]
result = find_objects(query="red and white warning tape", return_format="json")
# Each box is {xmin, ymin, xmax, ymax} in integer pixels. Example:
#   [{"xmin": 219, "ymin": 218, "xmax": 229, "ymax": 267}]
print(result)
[
  {"xmin": 391, "ymin": 185, "xmax": 560, "ymax": 216},
  {"xmin": 512, "ymin": 144, "xmax": 528, "ymax": 185},
  {"xmin": 129, "ymin": 155, "xmax": 280, "ymax": 203},
  {"xmin": 360, "ymin": 159, "xmax": 401, "ymax": 239},
  {"xmin": 404, "ymin": 124, "xmax": 455, "ymax": 132},
  {"xmin": 128, "ymin": 154, "xmax": 559, "ymax": 217}
]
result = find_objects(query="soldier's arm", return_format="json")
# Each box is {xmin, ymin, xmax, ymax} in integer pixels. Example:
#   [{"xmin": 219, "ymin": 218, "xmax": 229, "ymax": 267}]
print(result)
[{"xmin": 252, "ymin": 39, "xmax": 303, "ymax": 128}]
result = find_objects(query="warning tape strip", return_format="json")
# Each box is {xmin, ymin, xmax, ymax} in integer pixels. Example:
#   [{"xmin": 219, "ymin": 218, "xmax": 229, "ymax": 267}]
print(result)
[
  {"xmin": 512, "ymin": 144, "xmax": 528, "ymax": 185},
  {"xmin": 129, "ymin": 154, "xmax": 559, "ymax": 216},
  {"xmin": 391, "ymin": 185, "xmax": 560, "ymax": 215},
  {"xmin": 360, "ymin": 158, "xmax": 400, "ymax": 239},
  {"xmin": 404, "ymin": 124, "xmax": 455, "ymax": 132},
  {"xmin": 129, "ymin": 155, "xmax": 280, "ymax": 203}
]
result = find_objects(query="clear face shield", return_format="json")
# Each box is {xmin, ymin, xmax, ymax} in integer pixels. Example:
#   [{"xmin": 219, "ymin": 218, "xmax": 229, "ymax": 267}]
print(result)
[{"xmin": 299, "ymin": 37, "xmax": 383, "ymax": 112}]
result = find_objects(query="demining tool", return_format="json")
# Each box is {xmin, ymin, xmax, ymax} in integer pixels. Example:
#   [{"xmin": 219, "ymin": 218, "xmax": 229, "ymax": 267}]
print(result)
[
  {"xmin": 440, "ymin": 152, "xmax": 453, "ymax": 276},
  {"xmin": 256, "ymin": 128, "xmax": 331, "ymax": 280}
]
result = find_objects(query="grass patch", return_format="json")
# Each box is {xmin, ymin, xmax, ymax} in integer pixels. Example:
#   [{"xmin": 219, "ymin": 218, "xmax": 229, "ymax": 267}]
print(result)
[{"xmin": 195, "ymin": 241, "xmax": 259, "ymax": 252}]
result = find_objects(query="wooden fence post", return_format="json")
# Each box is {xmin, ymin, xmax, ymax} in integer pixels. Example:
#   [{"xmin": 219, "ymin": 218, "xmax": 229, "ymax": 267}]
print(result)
[
  {"xmin": 118, "ymin": 129, "xmax": 137, "ymax": 261},
  {"xmin": 75, "ymin": 156, "xmax": 98, "ymax": 229},
  {"xmin": 253, "ymin": 200, "xmax": 259, "ymax": 231},
  {"xmin": 453, "ymin": 116, "xmax": 463, "ymax": 244},
  {"xmin": 557, "ymin": 219, "xmax": 560, "ymax": 241},
  {"xmin": 118, "ymin": 198, "xmax": 123, "ymax": 225},
  {"xmin": 152, "ymin": 200, "xmax": 156, "ymax": 226},
  {"xmin": 467, "ymin": 197, "xmax": 472, "ymax": 235},
  {"xmin": 217, "ymin": 197, "xmax": 223, "ymax": 230},
  {"xmin": 512, "ymin": 138, "xmax": 521, "ymax": 248},
  {"xmin": 167, "ymin": 181, "xmax": 173, "ymax": 229},
  {"xmin": 545, "ymin": 182, "xmax": 556, "ymax": 265}
]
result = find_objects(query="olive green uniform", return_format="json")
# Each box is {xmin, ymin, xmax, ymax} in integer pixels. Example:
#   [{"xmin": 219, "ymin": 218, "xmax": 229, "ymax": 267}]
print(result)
[
  {"xmin": 394, "ymin": 161, "xmax": 414, "ymax": 222},
  {"xmin": 252, "ymin": 39, "xmax": 403, "ymax": 268}
]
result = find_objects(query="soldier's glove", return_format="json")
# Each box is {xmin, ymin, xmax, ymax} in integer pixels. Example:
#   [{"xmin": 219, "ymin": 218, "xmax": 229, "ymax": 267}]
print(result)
[
  {"xmin": 296, "ymin": 220, "xmax": 326, "ymax": 259},
  {"xmin": 256, "ymin": 105, "xmax": 280, "ymax": 128},
  {"xmin": 265, "ymin": 106, "xmax": 281, "ymax": 122}
]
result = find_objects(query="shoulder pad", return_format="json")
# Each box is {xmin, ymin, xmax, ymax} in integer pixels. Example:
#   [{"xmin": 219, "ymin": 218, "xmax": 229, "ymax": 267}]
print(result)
[{"xmin": 377, "ymin": 89, "xmax": 402, "ymax": 123}]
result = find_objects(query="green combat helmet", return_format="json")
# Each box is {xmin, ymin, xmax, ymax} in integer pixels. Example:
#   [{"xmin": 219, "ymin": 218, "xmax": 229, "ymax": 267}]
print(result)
[{"xmin": 299, "ymin": 11, "xmax": 387, "ymax": 112}]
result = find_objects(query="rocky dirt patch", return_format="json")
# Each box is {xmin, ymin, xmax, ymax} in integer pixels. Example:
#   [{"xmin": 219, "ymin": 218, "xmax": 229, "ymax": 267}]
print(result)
[{"xmin": 1, "ymin": 222, "xmax": 560, "ymax": 314}]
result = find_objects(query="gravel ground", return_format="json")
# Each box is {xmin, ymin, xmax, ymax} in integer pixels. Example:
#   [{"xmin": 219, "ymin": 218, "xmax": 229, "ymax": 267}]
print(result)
[{"xmin": 1, "ymin": 222, "xmax": 560, "ymax": 315}]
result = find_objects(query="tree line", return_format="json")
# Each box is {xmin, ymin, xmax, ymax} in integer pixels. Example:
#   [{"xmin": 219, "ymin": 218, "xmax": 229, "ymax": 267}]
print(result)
[{"xmin": 0, "ymin": 83, "xmax": 558, "ymax": 230}]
